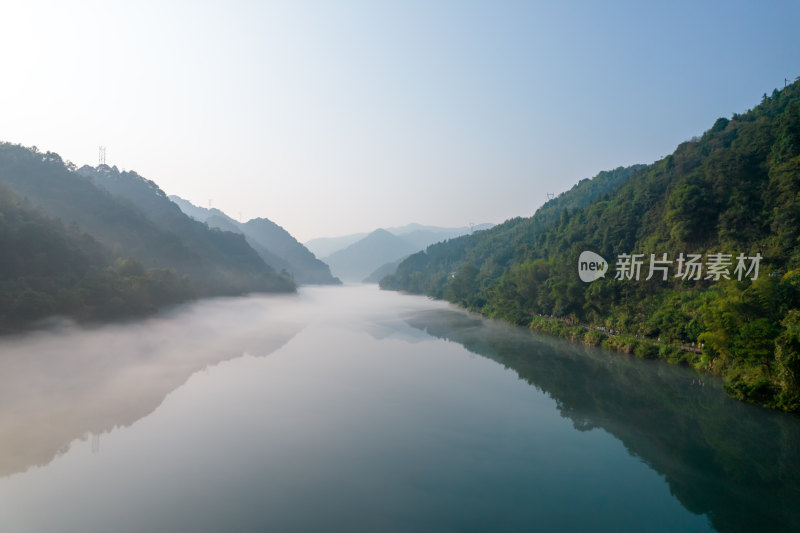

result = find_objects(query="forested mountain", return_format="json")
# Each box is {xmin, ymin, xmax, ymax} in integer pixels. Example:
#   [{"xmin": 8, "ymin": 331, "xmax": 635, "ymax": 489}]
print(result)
[
  {"xmin": 0, "ymin": 144, "xmax": 293, "ymax": 308},
  {"xmin": 170, "ymin": 195, "xmax": 340, "ymax": 285},
  {"xmin": 76, "ymin": 164, "xmax": 291, "ymax": 295},
  {"xmin": 0, "ymin": 146, "xmax": 184, "ymax": 267},
  {"xmin": 317, "ymin": 223, "xmax": 496, "ymax": 282},
  {"xmin": 382, "ymin": 81, "xmax": 800, "ymax": 412},
  {"xmin": 324, "ymin": 229, "xmax": 418, "ymax": 282},
  {"xmin": 0, "ymin": 182, "xmax": 192, "ymax": 330},
  {"xmin": 168, "ymin": 196, "xmax": 294, "ymax": 277},
  {"xmin": 241, "ymin": 218, "xmax": 340, "ymax": 284}
]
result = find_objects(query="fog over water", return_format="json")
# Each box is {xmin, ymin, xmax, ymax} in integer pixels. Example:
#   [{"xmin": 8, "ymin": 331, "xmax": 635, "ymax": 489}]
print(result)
[
  {"xmin": 0, "ymin": 292, "xmax": 310, "ymax": 478},
  {"xmin": 0, "ymin": 286, "xmax": 797, "ymax": 532}
]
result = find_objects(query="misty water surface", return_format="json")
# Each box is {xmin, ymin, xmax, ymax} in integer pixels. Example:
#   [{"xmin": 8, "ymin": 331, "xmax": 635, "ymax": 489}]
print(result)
[{"xmin": 0, "ymin": 286, "xmax": 798, "ymax": 532}]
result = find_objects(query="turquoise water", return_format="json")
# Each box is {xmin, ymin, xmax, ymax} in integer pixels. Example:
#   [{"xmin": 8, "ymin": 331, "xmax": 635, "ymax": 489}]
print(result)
[{"xmin": 0, "ymin": 286, "xmax": 796, "ymax": 532}]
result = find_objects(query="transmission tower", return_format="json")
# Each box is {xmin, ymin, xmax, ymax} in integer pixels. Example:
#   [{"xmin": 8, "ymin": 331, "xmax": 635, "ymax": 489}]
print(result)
[{"xmin": 98, "ymin": 146, "xmax": 106, "ymax": 165}]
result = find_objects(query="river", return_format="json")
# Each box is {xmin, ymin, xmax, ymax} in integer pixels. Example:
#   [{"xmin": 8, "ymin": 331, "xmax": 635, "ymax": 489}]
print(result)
[{"xmin": 0, "ymin": 285, "xmax": 797, "ymax": 532}]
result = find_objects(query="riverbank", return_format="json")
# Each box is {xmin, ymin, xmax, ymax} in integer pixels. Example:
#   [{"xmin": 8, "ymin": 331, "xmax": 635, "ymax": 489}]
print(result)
[
  {"xmin": 527, "ymin": 315, "xmax": 702, "ymax": 365},
  {"xmin": 522, "ymin": 312, "xmax": 800, "ymax": 413}
]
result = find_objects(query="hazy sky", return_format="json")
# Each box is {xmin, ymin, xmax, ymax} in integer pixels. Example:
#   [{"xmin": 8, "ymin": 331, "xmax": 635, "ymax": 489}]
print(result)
[{"xmin": 1, "ymin": 1, "xmax": 797, "ymax": 241}]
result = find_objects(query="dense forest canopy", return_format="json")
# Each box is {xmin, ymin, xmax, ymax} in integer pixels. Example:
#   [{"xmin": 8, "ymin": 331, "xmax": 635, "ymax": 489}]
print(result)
[
  {"xmin": 0, "ymin": 143, "xmax": 294, "ymax": 330},
  {"xmin": 74, "ymin": 163, "xmax": 293, "ymax": 295},
  {"xmin": 382, "ymin": 81, "xmax": 800, "ymax": 412},
  {"xmin": 0, "ymin": 182, "xmax": 192, "ymax": 329}
]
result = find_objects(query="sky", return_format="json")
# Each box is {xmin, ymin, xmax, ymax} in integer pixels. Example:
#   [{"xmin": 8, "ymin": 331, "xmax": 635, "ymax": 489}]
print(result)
[{"xmin": 0, "ymin": 0, "xmax": 798, "ymax": 242}]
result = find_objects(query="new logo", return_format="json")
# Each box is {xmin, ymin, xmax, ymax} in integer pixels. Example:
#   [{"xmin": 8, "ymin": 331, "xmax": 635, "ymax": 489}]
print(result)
[{"xmin": 578, "ymin": 251, "xmax": 608, "ymax": 282}]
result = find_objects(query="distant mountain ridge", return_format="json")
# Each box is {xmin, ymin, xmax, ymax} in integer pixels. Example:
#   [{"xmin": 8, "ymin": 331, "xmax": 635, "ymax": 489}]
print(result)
[
  {"xmin": 306, "ymin": 223, "xmax": 493, "ymax": 259},
  {"xmin": 304, "ymin": 233, "xmax": 368, "ymax": 259},
  {"xmin": 169, "ymin": 195, "xmax": 340, "ymax": 285},
  {"xmin": 324, "ymin": 229, "xmax": 418, "ymax": 282},
  {"xmin": 314, "ymin": 223, "xmax": 494, "ymax": 282}
]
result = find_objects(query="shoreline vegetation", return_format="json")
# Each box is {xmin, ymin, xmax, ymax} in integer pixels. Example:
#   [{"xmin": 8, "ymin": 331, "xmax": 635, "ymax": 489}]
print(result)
[
  {"xmin": 382, "ymin": 80, "xmax": 800, "ymax": 413},
  {"xmin": 527, "ymin": 314, "xmax": 702, "ymax": 361}
]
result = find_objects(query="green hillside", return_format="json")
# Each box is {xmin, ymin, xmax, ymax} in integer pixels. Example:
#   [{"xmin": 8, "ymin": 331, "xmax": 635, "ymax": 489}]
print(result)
[
  {"xmin": 77, "ymin": 164, "xmax": 293, "ymax": 295},
  {"xmin": 169, "ymin": 195, "xmax": 340, "ymax": 285},
  {"xmin": 0, "ymin": 144, "xmax": 293, "ymax": 298},
  {"xmin": 381, "ymin": 164, "xmax": 643, "ymax": 296},
  {"xmin": 382, "ymin": 81, "xmax": 800, "ymax": 411},
  {"xmin": 0, "ymin": 183, "xmax": 192, "ymax": 330}
]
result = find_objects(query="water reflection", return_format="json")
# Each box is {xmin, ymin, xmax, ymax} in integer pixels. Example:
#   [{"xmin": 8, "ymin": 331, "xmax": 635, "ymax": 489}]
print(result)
[
  {"xmin": 0, "ymin": 294, "xmax": 303, "ymax": 478},
  {"xmin": 406, "ymin": 309, "xmax": 800, "ymax": 533},
  {"xmin": 1, "ymin": 286, "xmax": 797, "ymax": 532}
]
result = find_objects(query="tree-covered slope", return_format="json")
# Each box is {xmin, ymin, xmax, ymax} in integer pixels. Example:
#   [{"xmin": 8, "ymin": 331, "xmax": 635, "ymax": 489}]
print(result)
[
  {"xmin": 0, "ymin": 146, "xmax": 185, "ymax": 266},
  {"xmin": 0, "ymin": 183, "xmax": 192, "ymax": 330},
  {"xmin": 382, "ymin": 81, "xmax": 800, "ymax": 411},
  {"xmin": 382, "ymin": 164, "xmax": 643, "ymax": 296},
  {"xmin": 0, "ymin": 144, "xmax": 293, "ymax": 297},
  {"xmin": 168, "ymin": 196, "xmax": 296, "ymax": 276},
  {"xmin": 170, "ymin": 195, "xmax": 340, "ymax": 285},
  {"xmin": 77, "ymin": 164, "xmax": 292, "ymax": 295},
  {"xmin": 241, "ymin": 218, "xmax": 341, "ymax": 284}
]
